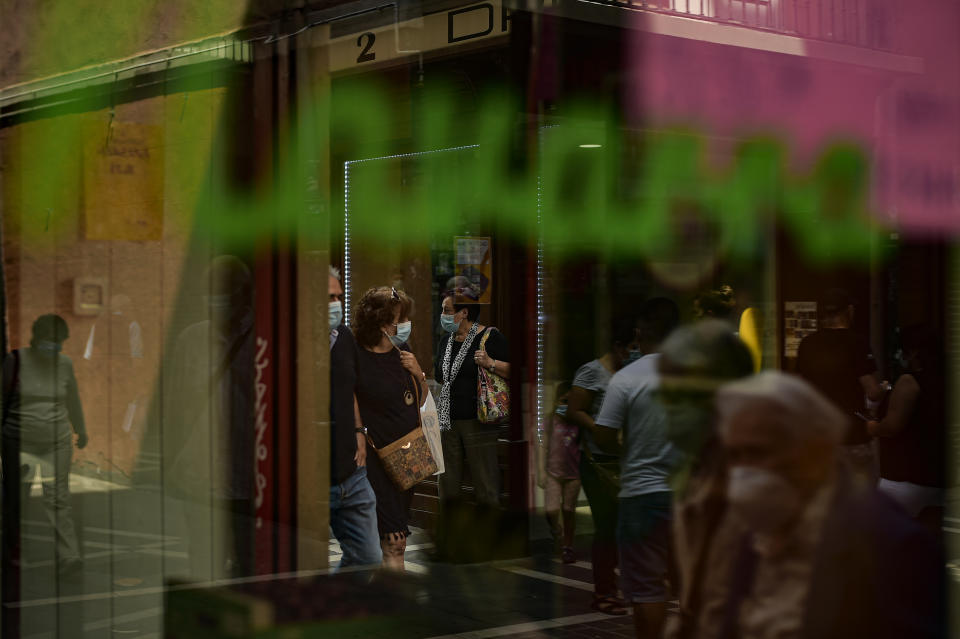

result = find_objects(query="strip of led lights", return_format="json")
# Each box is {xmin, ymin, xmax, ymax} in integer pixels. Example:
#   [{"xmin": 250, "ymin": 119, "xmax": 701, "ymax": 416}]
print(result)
[
  {"xmin": 536, "ymin": 171, "xmax": 545, "ymax": 447},
  {"xmin": 342, "ymin": 144, "xmax": 479, "ymax": 325},
  {"xmin": 535, "ymin": 127, "xmax": 556, "ymax": 448}
]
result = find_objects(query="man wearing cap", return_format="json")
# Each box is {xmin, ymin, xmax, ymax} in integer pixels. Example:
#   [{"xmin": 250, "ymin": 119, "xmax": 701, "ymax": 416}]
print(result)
[{"xmin": 656, "ymin": 320, "xmax": 755, "ymax": 639}]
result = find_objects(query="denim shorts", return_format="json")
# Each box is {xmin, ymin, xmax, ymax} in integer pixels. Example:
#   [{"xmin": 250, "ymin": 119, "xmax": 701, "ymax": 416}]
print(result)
[{"xmin": 617, "ymin": 491, "xmax": 673, "ymax": 603}]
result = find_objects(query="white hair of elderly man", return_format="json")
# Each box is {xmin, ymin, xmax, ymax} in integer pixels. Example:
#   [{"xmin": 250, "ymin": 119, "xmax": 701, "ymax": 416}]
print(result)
[{"xmin": 715, "ymin": 371, "xmax": 847, "ymax": 445}]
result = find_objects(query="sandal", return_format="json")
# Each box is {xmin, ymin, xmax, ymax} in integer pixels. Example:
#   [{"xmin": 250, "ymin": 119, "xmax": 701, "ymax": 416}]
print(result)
[{"xmin": 590, "ymin": 595, "xmax": 628, "ymax": 616}]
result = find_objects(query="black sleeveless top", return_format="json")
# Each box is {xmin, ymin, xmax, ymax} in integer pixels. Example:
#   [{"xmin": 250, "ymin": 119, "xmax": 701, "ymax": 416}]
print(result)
[{"xmin": 878, "ymin": 370, "xmax": 945, "ymax": 487}]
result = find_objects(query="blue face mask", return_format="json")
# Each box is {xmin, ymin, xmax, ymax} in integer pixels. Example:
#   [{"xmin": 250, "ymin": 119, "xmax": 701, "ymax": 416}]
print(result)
[
  {"xmin": 205, "ymin": 293, "xmax": 234, "ymax": 310},
  {"xmin": 329, "ymin": 301, "xmax": 343, "ymax": 329},
  {"xmin": 35, "ymin": 340, "xmax": 62, "ymax": 353},
  {"xmin": 440, "ymin": 313, "xmax": 461, "ymax": 333},
  {"xmin": 625, "ymin": 349, "xmax": 642, "ymax": 365},
  {"xmin": 387, "ymin": 321, "xmax": 412, "ymax": 346}
]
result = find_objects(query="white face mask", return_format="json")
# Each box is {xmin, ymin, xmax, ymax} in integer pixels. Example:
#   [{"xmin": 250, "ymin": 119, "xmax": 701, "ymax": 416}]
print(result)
[
  {"xmin": 328, "ymin": 301, "xmax": 343, "ymax": 328},
  {"xmin": 386, "ymin": 321, "xmax": 411, "ymax": 346},
  {"xmin": 440, "ymin": 313, "xmax": 461, "ymax": 333},
  {"xmin": 726, "ymin": 466, "xmax": 801, "ymax": 536}
]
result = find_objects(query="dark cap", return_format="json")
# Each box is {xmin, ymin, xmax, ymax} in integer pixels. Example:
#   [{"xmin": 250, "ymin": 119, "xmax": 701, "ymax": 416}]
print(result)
[{"xmin": 821, "ymin": 288, "xmax": 852, "ymax": 315}]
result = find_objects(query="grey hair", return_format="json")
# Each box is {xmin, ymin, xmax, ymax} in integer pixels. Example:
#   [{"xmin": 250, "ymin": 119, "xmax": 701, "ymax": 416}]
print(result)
[
  {"xmin": 329, "ymin": 265, "xmax": 341, "ymax": 281},
  {"xmin": 716, "ymin": 371, "xmax": 847, "ymax": 445}
]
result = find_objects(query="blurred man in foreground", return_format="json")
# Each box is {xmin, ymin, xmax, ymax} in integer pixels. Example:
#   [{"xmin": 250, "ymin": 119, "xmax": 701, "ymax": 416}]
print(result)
[{"xmin": 713, "ymin": 371, "xmax": 943, "ymax": 639}]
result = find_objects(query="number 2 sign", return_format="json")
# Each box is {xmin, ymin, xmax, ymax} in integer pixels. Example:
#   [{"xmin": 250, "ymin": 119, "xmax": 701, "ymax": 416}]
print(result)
[{"xmin": 329, "ymin": 0, "xmax": 510, "ymax": 72}]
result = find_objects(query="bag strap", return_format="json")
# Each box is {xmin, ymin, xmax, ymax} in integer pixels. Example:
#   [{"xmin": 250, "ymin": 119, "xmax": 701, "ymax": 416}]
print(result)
[{"xmin": 479, "ymin": 326, "xmax": 496, "ymax": 350}]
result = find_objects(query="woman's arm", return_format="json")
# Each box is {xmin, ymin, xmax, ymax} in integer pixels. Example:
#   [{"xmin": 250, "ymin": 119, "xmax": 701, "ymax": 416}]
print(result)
[
  {"xmin": 418, "ymin": 376, "xmax": 429, "ymax": 406},
  {"xmin": 476, "ymin": 329, "xmax": 510, "ymax": 379},
  {"xmin": 867, "ymin": 374, "xmax": 919, "ymax": 438},
  {"xmin": 353, "ymin": 394, "xmax": 366, "ymax": 466},
  {"xmin": 475, "ymin": 350, "xmax": 510, "ymax": 379},
  {"xmin": 566, "ymin": 385, "xmax": 597, "ymax": 434},
  {"xmin": 399, "ymin": 350, "xmax": 429, "ymax": 406}
]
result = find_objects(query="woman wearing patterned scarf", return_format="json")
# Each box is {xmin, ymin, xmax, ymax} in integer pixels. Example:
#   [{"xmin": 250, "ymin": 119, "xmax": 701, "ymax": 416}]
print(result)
[{"xmin": 434, "ymin": 291, "xmax": 510, "ymax": 507}]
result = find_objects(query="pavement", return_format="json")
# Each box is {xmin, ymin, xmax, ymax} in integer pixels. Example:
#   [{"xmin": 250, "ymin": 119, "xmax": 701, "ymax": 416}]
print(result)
[
  {"xmin": 9, "ymin": 485, "xmax": 643, "ymax": 638},
  {"xmin": 7, "ymin": 484, "xmax": 960, "ymax": 638}
]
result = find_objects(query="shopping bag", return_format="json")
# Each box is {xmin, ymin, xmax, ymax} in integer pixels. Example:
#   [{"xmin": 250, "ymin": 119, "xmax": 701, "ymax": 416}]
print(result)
[
  {"xmin": 476, "ymin": 328, "xmax": 510, "ymax": 424},
  {"xmin": 420, "ymin": 391, "xmax": 445, "ymax": 475}
]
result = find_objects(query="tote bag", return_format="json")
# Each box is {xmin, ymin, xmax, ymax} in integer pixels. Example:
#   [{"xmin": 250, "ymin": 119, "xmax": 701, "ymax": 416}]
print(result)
[
  {"xmin": 420, "ymin": 390, "xmax": 445, "ymax": 475},
  {"xmin": 477, "ymin": 328, "xmax": 510, "ymax": 424}
]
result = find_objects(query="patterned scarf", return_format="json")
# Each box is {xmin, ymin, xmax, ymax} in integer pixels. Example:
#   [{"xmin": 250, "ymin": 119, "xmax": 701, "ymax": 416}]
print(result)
[{"xmin": 437, "ymin": 322, "xmax": 480, "ymax": 431}]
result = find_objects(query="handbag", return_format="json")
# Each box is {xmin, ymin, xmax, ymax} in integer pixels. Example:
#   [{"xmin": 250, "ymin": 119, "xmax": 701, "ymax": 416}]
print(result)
[
  {"xmin": 367, "ymin": 373, "xmax": 438, "ymax": 490},
  {"xmin": 584, "ymin": 449, "xmax": 621, "ymax": 493},
  {"xmin": 477, "ymin": 328, "xmax": 510, "ymax": 424}
]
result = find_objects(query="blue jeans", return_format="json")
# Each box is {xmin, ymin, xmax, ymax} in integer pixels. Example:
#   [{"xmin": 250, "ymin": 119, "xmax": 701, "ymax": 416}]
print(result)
[{"xmin": 330, "ymin": 466, "xmax": 382, "ymax": 569}]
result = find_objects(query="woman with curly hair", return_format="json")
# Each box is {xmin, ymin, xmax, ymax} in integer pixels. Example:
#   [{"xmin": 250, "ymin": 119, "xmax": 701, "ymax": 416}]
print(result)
[{"xmin": 353, "ymin": 286, "xmax": 428, "ymax": 571}]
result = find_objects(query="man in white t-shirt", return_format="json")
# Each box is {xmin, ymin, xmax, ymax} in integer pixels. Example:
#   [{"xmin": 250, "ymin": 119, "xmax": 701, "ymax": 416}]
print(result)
[{"xmin": 595, "ymin": 297, "xmax": 681, "ymax": 639}]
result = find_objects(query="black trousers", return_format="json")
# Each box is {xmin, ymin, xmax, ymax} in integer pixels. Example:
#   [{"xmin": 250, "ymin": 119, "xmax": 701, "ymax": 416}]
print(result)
[{"xmin": 579, "ymin": 453, "xmax": 620, "ymax": 597}]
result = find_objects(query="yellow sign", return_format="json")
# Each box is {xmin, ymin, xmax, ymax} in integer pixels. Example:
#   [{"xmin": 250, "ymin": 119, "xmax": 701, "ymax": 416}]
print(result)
[
  {"xmin": 328, "ymin": 1, "xmax": 511, "ymax": 73},
  {"xmin": 83, "ymin": 120, "xmax": 163, "ymax": 241},
  {"xmin": 453, "ymin": 236, "xmax": 492, "ymax": 304}
]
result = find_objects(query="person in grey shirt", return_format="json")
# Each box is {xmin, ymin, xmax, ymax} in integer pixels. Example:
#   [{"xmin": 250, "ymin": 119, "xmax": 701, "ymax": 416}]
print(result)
[
  {"xmin": 595, "ymin": 297, "xmax": 680, "ymax": 639},
  {"xmin": 3, "ymin": 314, "xmax": 87, "ymax": 576}
]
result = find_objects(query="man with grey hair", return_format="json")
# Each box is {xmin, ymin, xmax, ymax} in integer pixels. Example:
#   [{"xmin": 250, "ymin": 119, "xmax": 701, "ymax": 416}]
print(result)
[
  {"xmin": 713, "ymin": 371, "xmax": 943, "ymax": 639},
  {"xmin": 327, "ymin": 265, "xmax": 381, "ymax": 568}
]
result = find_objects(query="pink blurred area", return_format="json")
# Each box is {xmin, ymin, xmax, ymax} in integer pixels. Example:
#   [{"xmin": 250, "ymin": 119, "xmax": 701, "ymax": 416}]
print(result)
[{"xmin": 627, "ymin": 0, "xmax": 960, "ymax": 235}]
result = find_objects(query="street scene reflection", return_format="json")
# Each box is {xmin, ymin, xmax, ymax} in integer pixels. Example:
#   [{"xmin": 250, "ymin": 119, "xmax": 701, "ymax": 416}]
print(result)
[{"xmin": 0, "ymin": 1, "xmax": 957, "ymax": 637}]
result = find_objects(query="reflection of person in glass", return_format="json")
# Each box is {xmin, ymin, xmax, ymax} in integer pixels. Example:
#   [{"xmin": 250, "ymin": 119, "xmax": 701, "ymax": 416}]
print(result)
[
  {"xmin": 2, "ymin": 314, "xmax": 87, "ymax": 575},
  {"xmin": 169, "ymin": 256, "xmax": 255, "ymax": 579}
]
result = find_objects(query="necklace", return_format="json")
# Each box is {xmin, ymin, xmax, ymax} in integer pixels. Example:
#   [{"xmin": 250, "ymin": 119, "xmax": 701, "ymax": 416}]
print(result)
[{"xmin": 366, "ymin": 348, "xmax": 415, "ymax": 406}]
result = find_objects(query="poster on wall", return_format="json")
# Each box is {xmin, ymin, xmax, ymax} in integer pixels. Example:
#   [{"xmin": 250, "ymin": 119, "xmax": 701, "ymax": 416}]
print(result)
[
  {"xmin": 453, "ymin": 236, "xmax": 492, "ymax": 304},
  {"xmin": 784, "ymin": 301, "xmax": 817, "ymax": 358},
  {"xmin": 83, "ymin": 120, "xmax": 164, "ymax": 241}
]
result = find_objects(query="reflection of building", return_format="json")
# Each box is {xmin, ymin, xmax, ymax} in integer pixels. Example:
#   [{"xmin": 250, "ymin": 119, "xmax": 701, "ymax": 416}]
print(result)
[{"xmin": 1, "ymin": 0, "xmax": 957, "ymax": 633}]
